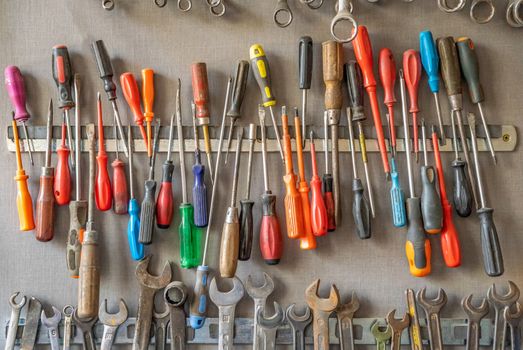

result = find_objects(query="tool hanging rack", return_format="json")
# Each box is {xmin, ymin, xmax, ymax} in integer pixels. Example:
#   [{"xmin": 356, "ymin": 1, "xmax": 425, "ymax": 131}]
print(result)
[{"xmin": 5, "ymin": 124, "xmax": 517, "ymax": 154}]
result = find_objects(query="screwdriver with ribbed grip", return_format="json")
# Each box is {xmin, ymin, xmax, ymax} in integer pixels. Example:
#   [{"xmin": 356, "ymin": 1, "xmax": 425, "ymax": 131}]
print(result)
[
  {"xmin": 450, "ymin": 111, "xmax": 473, "ymax": 217},
  {"xmin": 225, "ymin": 60, "xmax": 249, "ymax": 163},
  {"xmin": 141, "ymin": 68, "xmax": 155, "ymax": 157},
  {"xmin": 138, "ymin": 119, "xmax": 160, "ymax": 245},
  {"xmin": 299, "ymin": 36, "xmax": 313, "ymax": 149},
  {"xmin": 156, "ymin": 113, "xmax": 175, "ymax": 229},
  {"xmin": 420, "ymin": 120, "xmax": 442, "ymax": 234},
  {"xmin": 239, "ymin": 124, "xmax": 256, "ymax": 261},
  {"xmin": 309, "ymin": 132, "xmax": 328, "ymax": 236},
  {"xmin": 112, "ymin": 118, "xmax": 128, "ymax": 215},
  {"xmin": 191, "ymin": 102, "xmax": 208, "ymax": 228},
  {"xmin": 127, "ymin": 126, "xmax": 144, "ymax": 261},
  {"xmin": 95, "ymin": 93, "xmax": 113, "ymax": 211}
]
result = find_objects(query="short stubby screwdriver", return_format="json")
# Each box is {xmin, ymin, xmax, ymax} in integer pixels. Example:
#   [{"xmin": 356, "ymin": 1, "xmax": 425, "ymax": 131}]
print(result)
[
  {"xmin": 156, "ymin": 113, "xmax": 175, "ymax": 229},
  {"xmin": 112, "ymin": 118, "xmax": 128, "ymax": 215},
  {"xmin": 191, "ymin": 102, "xmax": 208, "ymax": 228},
  {"xmin": 309, "ymin": 132, "xmax": 328, "ymax": 236},
  {"xmin": 298, "ymin": 36, "xmax": 313, "ymax": 149},
  {"xmin": 225, "ymin": 60, "xmax": 249, "ymax": 163},
  {"xmin": 239, "ymin": 124, "xmax": 256, "ymax": 261},
  {"xmin": 127, "ymin": 126, "xmax": 144, "ymax": 261},
  {"xmin": 95, "ymin": 93, "xmax": 113, "ymax": 211}
]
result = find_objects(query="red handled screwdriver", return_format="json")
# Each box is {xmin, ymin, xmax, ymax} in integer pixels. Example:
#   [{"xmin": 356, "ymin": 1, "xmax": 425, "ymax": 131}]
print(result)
[
  {"xmin": 95, "ymin": 93, "xmax": 113, "ymax": 211},
  {"xmin": 403, "ymin": 50, "xmax": 422, "ymax": 163},
  {"xmin": 156, "ymin": 113, "xmax": 175, "ymax": 229},
  {"xmin": 112, "ymin": 119, "xmax": 128, "ymax": 215},
  {"xmin": 378, "ymin": 48, "xmax": 397, "ymax": 157},
  {"xmin": 120, "ymin": 72, "xmax": 148, "ymax": 151},
  {"xmin": 54, "ymin": 121, "xmax": 71, "ymax": 206},
  {"xmin": 309, "ymin": 131, "xmax": 327, "ymax": 236}
]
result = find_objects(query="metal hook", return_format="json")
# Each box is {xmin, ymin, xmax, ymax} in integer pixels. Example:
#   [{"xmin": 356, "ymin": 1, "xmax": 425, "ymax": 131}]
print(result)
[
  {"xmin": 331, "ymin": 0, "xmax": 358, "ymax": 43},
  {"xmin": 155, "ymin": 0, "xmax": 167, "ymax": 7},
  {"xmin": 178, "ymin": 0, "xmax": 192, "ymax": 11},
  {"xmin": 210, "ymin": 0, "xmax": 226, "ymax": 16},
  {"xmin": 306, "ymin": 0, "xmax": 324, "ymax": 9},
  {"xmin": 437, "ymin": 0, "xmax": 467, "ymax": 13},
  {"xmin": 102, "ymin": 0, "xmax": 115, "ymax": 10},
  {"xmin": 470, "ymin": 0, "xmax": 495, "ymax": 23},
  {"xmin": 274, "ymin": 0, "xmax": 293, "ymax": 27}
]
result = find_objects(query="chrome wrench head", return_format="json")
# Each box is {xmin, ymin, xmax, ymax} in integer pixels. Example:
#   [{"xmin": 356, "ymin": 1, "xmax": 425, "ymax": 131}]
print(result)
[
  {"xmin": 257, "ymin": 302, "xmax": 285, "ymax": 329},
  {"xmin": 209, "ymin": 276, "xmax": 245, "ymax": 306},
  {"xmin": 245, "ymin": 272, "xmax": 275, "ymax": 300},
  {"xmin": 462, "ymin": 294, "xmax": 489, "ymax": 321},
  {"xmin": 9, "ymin": 291, "xmax": 26, "ymax": 310},
  {"xmin": 331, "ymin": 0, "xmax": 358, "ymax": 43},
  {"xmin": 286, "ymin": 304, "xmax": 312, "ymax": 324},
  {"xmin": 40, "ymin": 306, "xmax": 62, "ymax": 327},
  {"xmin": 470, "ymin": 0, "xmax": 495, "ymax": 24},
  {"xmin": 488, "ymin": 281, "xmax": 521, "ymax": 307},
  {"xmin": 164, "ymin": 281, "xmax": 188, "ymax": 307},
  {"xmin": 98, "ymin": 299, "xmax": 128, "ymax": 327},
  {"xmin": 504, "ymin": 302, "xmax": 523, "ymax": 328}
]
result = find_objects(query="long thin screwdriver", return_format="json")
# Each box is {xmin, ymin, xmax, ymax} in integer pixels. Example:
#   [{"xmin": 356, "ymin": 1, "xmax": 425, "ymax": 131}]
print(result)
[
  {"xmin": 299, "ymin": 36, "xmax": 313, "ymax": 149},
  {"xmin": 309, "ymin": 131, "xmax": 328, "ymax": 236},
  {"xmin": 450, "ymin": 111, "xmax": 473, "ymax": 217},
  {"xmin": 225, "ymin": 60, "xmax": 249, "ymax": 163},
  {"xmin": 127, "ymin": 125, "xmax": 144, "ymax": 261},
  {"xmin": 378, "ymin": 48, "xmax": 398, "ymax": 157},
  {"xmin": 239, "ymin": 124, "xmax": 256, "ymax": 261},
  {"xmin": 156, "ymin": 113, "xmax": 176, "ymax": 229},
  {"xmin": 95, "ymin": 93, "xmax": 113, "ymax": 211},
  {"xmin": 192, "ymin": 102, "xmax": 208, "ymax": 228},
  {"xmin": 387, "ymin": 113, "xmax": 407, "ymax": 228},
  {"xmin": 323, "ymin": 112, "xmax": 335, "ymax": 232},
  {"xmin": 111, "ymin": 115, "xmax": 128, "ymax": 215},
  {"xmin": 403, "ymin": 49, "xmax": 422, "ymax": 163}
]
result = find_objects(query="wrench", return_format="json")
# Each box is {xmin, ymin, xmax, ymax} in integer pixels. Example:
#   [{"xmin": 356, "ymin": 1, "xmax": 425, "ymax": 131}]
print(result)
[
  {"xmin": 63, "ymin": 305, "xmax": 74, "ymax": 350},
  {"xmin": 417, "ymin": 288, "xmax": 447, "ymax": 350},
  {"xmin": 5, "ymin": 292, "xmax": 26, "ymax": 350},
  {"xmin": 41, "ymin": 306, "xmax": 62, "ymax": 350},
  {"xmin": 386, "ymin": 309, "xmax": 410, "ymax": 350},
  {"xmin": 488, "ymin": 281, "xmax": 520, "ymax": 350},
  {"xmin": 462, "ymin": 294, "xmax": 489, "ymax": 350},
  {"xmin": 133, "ymin": 255, "xmax": 172, "ymax": 350},
  {"xmin": 405, "ymin": 289, "xmax": 422, "ymax": 350},
  {"xmin": 336, "ymin": 292, "xmax": 360, "ymax": 350},
  {"xmin": 370, "ymin": 319, "xmax": 392, "ymax": 350},
  {"xmin": 209, "ymin": 276, "xmax": 245, "ymax": 350},
  {"xmin": 20, "ymin": 297, "xmax": 42, "ymax": 350},
  {"xmin": 331, "ymin": 0, "xmax": 358, "ymax": 43},
  {"xmin": 245, "ymin": 272, "xmax": 275, "ymax": 350},
  {"xmin": 72, "ymin": 308, "xmax": 98, "ymax": 350},
  {"xmin": 286, "ymin": 304, "xmax": 312, "ymax": 350},
  {"xmin": 164, "ymin": 281, "xmax": 188, "ymax": 350},
  {"xmin": 305, "ymin": 279, "xmax": 340, "ymax": 350},
  {"xmin": 504, "ymin": 302, "xmax": 523, "ymax": 350},
  {"xmin": 98, "ymin": 299, "xmax": 128, "ymax": 350},
  {"xmin": 154, "ymin": 306, "xmax": 170, "ymax": 350},
  {"xmin": 257, "ymin": 302, "xmax": 285, "ymax": 350}
]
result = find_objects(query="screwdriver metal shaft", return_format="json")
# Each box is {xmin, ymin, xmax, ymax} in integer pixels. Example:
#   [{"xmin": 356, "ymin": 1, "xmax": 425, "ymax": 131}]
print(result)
[{"xmin": 239, "ymin": 124, "xmax": 256, "ymax": 261}]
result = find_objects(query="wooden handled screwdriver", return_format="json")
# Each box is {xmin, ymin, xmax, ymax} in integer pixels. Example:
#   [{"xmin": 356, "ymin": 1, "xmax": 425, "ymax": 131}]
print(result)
[
  {"xmin": 225, "ymin": 60, "xmax": 249, "ymax": 163},
  {"xmin": 141, "ymin": 68, "xmax": 155, "ymax": 157},
  {"xmin": 239, "ymin": 124, "xmax": 256, "ymax": 261},
  {"xmin": 95, "ymin": 93, "xmax": 113, "ymax": 211}
]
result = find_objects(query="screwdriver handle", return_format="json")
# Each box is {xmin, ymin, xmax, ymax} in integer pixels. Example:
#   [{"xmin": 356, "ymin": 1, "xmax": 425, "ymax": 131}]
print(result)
[
  {"xmin": 437, "ymin": 37, "xmax": 462, "ymax": 98},
  {"xmin": 191, "ymin": 63, "xmax": 210, "ymax": 121},
  {"xmin": 323, "ymin": 174, "xmax": 336, "ymax": 232},
  {"xmin": 127, "ymin": 198, "xmax": 144, "ymax": 260},
  {"xmin": 112, "ymin": 158, "xmax": 128, "ymax": 214},
  {"xmin": 192, "ymin": 154, "xmax": 208, "ymax": 228},
  {"xmin": 66, "ymin": 200, "xmax": 87, "ymax": 277},
  {"xmin": 138, "ymin": 180, "xmax": 157, "ymax": 244},
  {"xmin": 456, "ymin": 38, "xmax": 484, "ymax": 104},
  {"xmin": 141, "ymin": 68, "xmax": 155, "ymax": 121},
  {"xmin": 179, "ymin": 203, "xmax": 201, "ymax": 268},
  {"xmin": 390, "ymin": 164, "xmax": 407, "ymax": 228},
  {"xmin": 54, "ymin": 124, "xmax": 71, "ymax": 206},
  {"xmin": 419, "ymin": 31, "xmax": 440, "ymax": 93},
  {"xmin": 259, "ymin": 191, "xmax": 283, "ymax": 265},
  {"xmin": 239, "ymin": 199, "xmax": 255, "ymax": 261},
  {"xmin": 5, "ymin": 66, "xmax": 30, "ymax": 122},
  {"xmin": 478, "ymin": 208, "xmax": 504, "ymax": 276},
  {"xmin": 120, "ymin": 73, "xmax": 145, "ymax": 126},
  {"xmin": 352, "ymin": 178, "xmax": 371, "ymax": 239},
  {"xmin": 52, "ymin": 45, "xmax": 75, "ymax": 109},
  {"xmin": 310, "ymin": 140, "xmax": 328, "ymax": 236},
  {"xmin": 299, "ymin": 36, "xmax": 313, "ymax": 90},
  {"xmin": 35, "ymin": 169, "xmax": 55, "ymax": 242},
  {"xmin": 156, "ymin": 161, "xmax": 175, "ymax": 229},
  {"xmin": 420, "ymin": 165, "xmax": 443, "ymax": 234},
  {"xmin": 91, "ymin": 40, "xmax": 117, "ymax": 100},
  {"xmin": 189, "ymin": 265, "xmax": 209, "ymax": 329},
  {"xmin": 402, "ymin": 50, "xmax": 422, "ymax": 114},
  {"xmin": 346, "ymin": 61, "xmax": 366, "ymax": 122},
  {"xmin": 405, "ymin": 197, "xmax": 431, "ymax": 277},
  {"xmin": 77, "ymin": 229, "xmax": 100, "ymax": 319},
  {"xmin": 12, "ymin": 119, "xmax": 34, "ymax": 231},
  {"xmin": 227, "ymin": 60, "xmax": 250, "ymax": 119},
  {"xmin": 250, "ymin": 44, "xmax": 276, "ymax": 107},
  {"xmin": 352, "ymin": 26, "xmax": 376, "ymax": 89},
  {"xmin": 322, "ymin": 41, "xmax": 344, "ymax": 111},
  {"xmin": 219, "ymin": 207, "xmax": 240, "ymax": 278},
  {"xmin": 451, "ymin": 159, "xmax": 473, "ymax": 217},
  {"xmin": 95, "ymin": 152, "xmax": 113, "ymax": 211},
  {"xmin": 378, "ymin": 49, "xmax": 397, "ymax": 107}
]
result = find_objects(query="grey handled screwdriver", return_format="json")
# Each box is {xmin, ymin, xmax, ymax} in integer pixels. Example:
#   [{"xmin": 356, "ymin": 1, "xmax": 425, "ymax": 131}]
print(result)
[
  {"xmin": 420, "ymin": 119, "xmax": 442, "ymax": 234},
  {"xmin": 138, "ymin": 120, "xmax": 161, "ymax": 244},
  {"xmin": 468, "ymin": 113, "xmax": 503, "ymax": 277},
  {"xmin": 450, "ymin": 111, "xmax": 473, "ymax": 217},
  {"xmin": 346, "ymin": 107, "xmax": 371, "ymax": 239},
  {"xmin": 239, "ymin": 124, "xmax": 256, "ymax": 261},
  {"xmin": 299, "ymin": 36, "xmax": 313, "ymax": 149},
  {"xmin": 225, "ymin": 60, "xmax": 249, "ymax": 163}
]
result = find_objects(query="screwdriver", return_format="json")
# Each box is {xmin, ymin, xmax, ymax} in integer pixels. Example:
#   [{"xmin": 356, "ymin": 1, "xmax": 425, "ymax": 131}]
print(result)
[
  {"xmin": 112, "ymin": 117, "xmax": 128, "ymax": 215},
  {"xmin": 403, "ymin": 49, "xmax": 422, "ymax": 163},
  {"xmin": 138, "ymin": 119, "xmax": 161, "ymax": 245},
  {"xmin": 4, "ymin": 66, "xmax": 35, "ymax": 166},
  {"xmin": 432, "ymin": 126, "xmax": 461, "ymax": 268},
  {"xmin": 322, "ymin": 40, "xmax": 342, "ymax": 226},
  {"xmin": 156, "ymin": 113, "xmax": 175, "ymax": 229},
  {"xmin": 190, "ymin": 77, "xmax": 232, "ymax": 329},
  {"xmin": 77, "ymin": 122, "xmax": 100, "ymax": 320},
  {"xmin": 141, "ymin": 68, "xmax": 155, "ymax": 157},
  {"xmin": 54, "ymin": 117, "xmax": 71, "ymax": 206},
  {"xmin": 450, "ymin": 111, "xmax": 473, "ymax": 217},
  {"xmin": 346, "ymin": 61, "xmax": 376, "ymax": 218},
  {"xmin": 323, "ymin": 112, "xmax": 336, "ymax": 232},
  {"xmin": 225, "ymin": 60, "xmax": 249, "ymax": 163},
  {"xmin": 467, "ymin": 113, "xmax": 503, "ymax": 277},
  {"xmin": 191, "ymin": 63, "xmax": 215, "ymax": 183},
  {"xmin": 239, "ymin": 124, "xmax": 256, "ymax": 261},
  {"xmin": 219, "ymin": 128, "xmax": 243, "ymax": 278},
  {"xmin": 91, "ymin": 40, "xmax": 128, "ymax": 158},
  {"xmin": 35, "ymin": 100, "xmax": 55, "ymax": 242},
  {"xmin": 259, "ymin": 105, "xmax": 283, "ymax": 264},
  {"xmin": 127, "ymin": 125, "xmax": 144, "ymax": 261},
  {"xmin": 400, "ymin": 70, "xmax": 431, "ymax": 277},
  {"xmin": 191, "ymin": 102, "xmax": 208, "ymax": 228},
  {"xmin": 456, "ymin": 37, "xmax": 496, "ymax": 164},
  {"xmin": 309, "ymin": 131, "xmax": 328, "ymax": 236},
  {"xmin": 177, "ymin": 80, "xmax": 200, "ymax": 268},
  {"xmin": 387, "ymin": 113, "xmax": 407, "ymax": 228},
  {"xmin": 282, "ymin": 106, "xmax": 305, "ymax": 239},
  {"xmin": 12, "ymin": 114, "xmax": 35, "ymax": 231},
  {"xmin": 295, "ymin": 108, "xmax": 316, "ymax": 250},
  {"xmin": 437, "ymin": 36, "xmax": 479, "ymax": 209},
  {"xmin": 299, "ymin": 36, "xmax": 313, "ymax": 149},
  {"xmin": 249, "ymin": 44, "xmax": 284, "ymax": 160},
  {"xmin": 420, "ymin": 119, "xmax": 442, "ymax": 234},
  {"xmin": 120, "ymin": 72, "xmax": 148, "ymax": 151},
  {"xmin": 66, "ymin": 75, "xmax": 87, "ymax": 277},
  {"xmin": 95, "ymin": 93, "xmax": 113, "ymax": 211},
  {"xmin": 419, "ymin": 31, "xmax": 447, "ymax": 145},
  {"xmin": 52, "ymin": 45, "xmax": 75, "ymax": 168},
  {"xmin": 346, "ymin": 107, "xmax": 371, "ymax": 239},
  {"xmin": 352, "ymin": 26, "xmax": 390, "ymax": 177},
  {"xmin": 378, "ymin": 48, "xmax": 398, "ymax": 157}
]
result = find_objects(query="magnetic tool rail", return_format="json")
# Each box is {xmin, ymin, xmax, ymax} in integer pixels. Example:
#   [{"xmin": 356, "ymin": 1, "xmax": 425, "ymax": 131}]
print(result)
[{"xmin": 6, "ymin": 124, "xmax": 517, "ymax": 154}]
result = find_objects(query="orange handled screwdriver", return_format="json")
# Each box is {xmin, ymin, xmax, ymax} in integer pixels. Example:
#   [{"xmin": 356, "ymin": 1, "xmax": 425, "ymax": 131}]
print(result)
[
  {"xmin": 378, "ymin": 48, "xmax": 397, "ymax": 157},
  {"xmin": 403, "ymin": 49, "xmax": 422, "ymax": 163},
  {"xmin": 294, "ymin": 108, "xmax": 316, "ymax": 250},
  {"xmin": 120, "ymin": 72, "xmax": 148, "ymax": 150},
  {"xmin": 112, "ymin": 119, "xmax": 128, "ymax": 214},
  {"xmin": 12, "ymin": 115, "xmax": 35, "ymax": 231},
  {"xmin": 352, "ymin": 26, "xmax": 390, "ymax": 177},
  {"xmin": 282, "ymin": 106, "xmax": 305, "ymax": 239},
  {"xmin": 141, "ymin": 68, "xmax": 154, "ymax": 157},
  {"xmin": 432, "ymin": 127, "xmax": 461, "ymax": 268},
  {"xmin": 95, "ymin": 93, "xmax": 113, "ymax": 211},
  {"xmin": 54, "ymin": 121, "xmax": 71, "ymax": 206},
  {"xmin": 309, "ymin": 131, "xmax": 327, "ymax": 236}
]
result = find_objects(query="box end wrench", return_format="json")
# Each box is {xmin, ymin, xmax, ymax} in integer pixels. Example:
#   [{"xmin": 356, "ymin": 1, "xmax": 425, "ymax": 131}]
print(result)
[
  {"xmin": 461, "ymin": 294, "xmax": 489, "ymax": 350},
  {"xmin": 417, "ymin": 288, "xmax": 447, "ymax": 350},
  {"xmin": 488, "ymin": 281, "xmax": 520, "ymax": 350},
  {"xmin": 504, "ymin": 302, "xmax": 523, "ymax": 350},
  {"xmin": 286, "ymin": 304, "xmax": 312, "ymax": 350},
  {"xmin": 164, "ymin": 281, "xmax": 188, "ymax": 350},
  {"xmin": 305, "ymin": 279, "xmax": 340, "ymax": 350},
  {"xmin": 245, "ymin": 272, "xmax": 275, "ymax": 350},
  {"xmin": 257, "ymin": 301, "xmax": 285, "ymax": 350},
  {"xmin": 336, "ymin": 291, "xmax": 360, "ymax": 350},
  {"xmin": 6, "ymin": 292, "xmax": 26, "ymax": 350},
  {"xmin": 386, "ymin": 309, "xmax": 410, "ymax": 350},
  {"xmin": 40, "ymin": 306, "xmax": 62, "ymax": 350},
  {"xmin": 98, "ymin": 299, "xmax": 128, "ymax": 350}
]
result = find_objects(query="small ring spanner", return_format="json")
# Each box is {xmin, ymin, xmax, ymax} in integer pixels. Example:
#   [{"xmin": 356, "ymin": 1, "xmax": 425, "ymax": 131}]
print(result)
[
  {"xmin": 6, "ymin": 292, "xmax": 26, "ymax": 350},
  {"xmin": 438, "ymin": 0, "xmax": 467, "ymax": 12},
  {"xmin": 331, "ymin": 0, "xmax": 358, "ymax": 43},
  {"xmin": 274, "ymin": 0, "xmax": 293, "ymax": 28},
  {"xmin": 470, "ymin": 0, "xmax": 496, "ymax": 23}
]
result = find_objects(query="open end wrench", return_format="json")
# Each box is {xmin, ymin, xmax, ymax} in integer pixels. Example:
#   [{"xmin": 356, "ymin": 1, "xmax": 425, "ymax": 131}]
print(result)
[
  {"xmin": 153, "ymin": 306, "xmax": 170, "ymax": 350},
  {"xmin": 406, "ymin": 289, "xmax": 422, "ymax": 350},
  {"xmin": 6, "ymin": 292, "xmax": 26, "ymax": 350},
  {"xmin": 386, "ymin": 309, "xmax": 410, "ymax": 350},
  {"xmin": 257, "ymin": 302, "xmax": 285, "ymax": 350},
  {"xmin": 417, "ymin": 288, "xmax": 447, "ymax": 350},
  {"xmin": 305, "ymin": 279, "xmax": 340, "ymax": 350},
  {"xmin": 336, "ymin": 292, "xmax": 360, "ymax": 350},
  {"xmin": 20, "ymin": 297, "xmax": 42, "ymax": 350},
  {"xmin": 41, "ymin": 306, "xmax": 62, "ymax": 350},
  {"xmin": 63, "ymin": 305, "xmax": 74, "ymax": 350},
  {"xmin": 462, "ymin": 294, "xmax": 489, "ymax": 350},
  {"xmin": 286, "ymin": 304, "xmax": 312, "ymax": 350},
  {"xmin": 371, "ymin": 319, "xmax": 392, "ymax": 350},
  {"xmin": 98, "ymin": 299, "xmax": 128, "ymax": 350},
  {"xmin": 488, "ymin": 281, "xmax": 521, "ymax": 350},
  {"xmin": 209, "ymin": 276, "xmax": 245, "ymax": 350},
  {"xmin": 72, "ymin": 309, "xmax": 98, "ymax": 350},
  {"xmin": 504, "ymin": 302, "xmax": 523, "ymax": 350},
  {"xmin": 164, "ymin": 281, "xmax": 188, "ymax": 350},
  {"xmin": 245, "ymin": 272, "xmax": 275, "ymax": 350}
]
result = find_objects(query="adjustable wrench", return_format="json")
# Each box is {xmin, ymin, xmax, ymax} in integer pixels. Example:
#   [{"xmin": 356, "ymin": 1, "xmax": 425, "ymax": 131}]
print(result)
[
  {"xmin": 305, "ymin": 279, "xmax": 340, "ymax": 350},
  {"xmin": 336, "ymin": 292, "xmax": 360, "ymax": 350},
  {"xmin": 6, "ymin": 292, "xmax": 26, "ymax": 350},
  {"xmin": 417, "ymin": 288, "xmax": 447, "ymax": 350},
  {"xmin": 41, "ymin": 306, "xmax": 62, "ymax": 350},
  {"xmin": 257, "ymin": 302, "xmax": 285, "ymax": 350},
  {"xmin": 488, "ymin": 281, "xmax": 520, "ymax": 350},
  {"xmin": 63, "ymin": 305, "xmax": 74, "ymax": 350},
  {"xmin": 164, "ymin": 281, "xmax": 188, "ymax": 350},
  {"xmin": 504, "ymin": 302, "xmax": 523, "ymax": 350},
  {"xmin": 245, "ymin": 272, "xmax": 275, "ymax": 350},
  {"xmin": 72, "ymin": 309, "xmax": 98, "ymax": 350},
  {"xmin": 98, "ymin": 299, "xmax": 128, "ymax": 350},
  {"xmin": 386, "ymin": 309, "xmax": 410, "ymax": 350},
  {"xmin": 20, "ymin": 297, "xmax": 42, "ymax": 350},
  {"xmin": 153, "ymin": 306, "xmax": 170, "ymax": 350},
  {"xmin": 370, "ymin": 320, "xmax": 392, "ymax": 350},
  {"xmin": 286, "ymin": 304, "xmax": 312, "ymax": 350},
  {"xmin": 462, "ymin": 294, "xmax": 489, "ymax": 350}
]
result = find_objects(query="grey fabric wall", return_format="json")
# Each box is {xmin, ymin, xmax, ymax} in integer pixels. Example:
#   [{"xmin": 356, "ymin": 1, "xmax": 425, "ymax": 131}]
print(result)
[{"xmin": 0, "ymin": 0, "xmax": 522, "ymax": 348}]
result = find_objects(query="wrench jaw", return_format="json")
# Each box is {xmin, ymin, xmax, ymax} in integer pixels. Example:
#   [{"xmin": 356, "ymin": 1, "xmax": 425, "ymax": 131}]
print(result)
[
  {"xmin": 98, "ymin": 299, "xmax": 129, "ymax": 326},
  {"xmin": 286, "ymin": 303, "xmax": 312, "ymax": 323},
  {"xmin": 336, "ymin": 293, "xmax": 360, "ymax": 350},
  {"xmin": 488, "ymin": 281, "xmax": 521, "ymax": 306},
  {"xmin": 40, "ymin": 306, "xmax": 62, "ymax": 326},
  {"xmin": 370, "ymin": 319, "xmax": 392, "ymax": 340},
  {"xmin": 386, "ymin": 310, "xmax": 410, "ymax": 350},
  {"xmin": 416, "ymin": 287, "xmax": 448, "ymax": 310},
  {"xmin": 209, "ymin": 277, "xmax": 245, "ymax": 306},
  {"xmin": 305, "ymin": 279, "xmax": 340, "ymax": 311},
  {"xmin": 245, "ymin": 272, "xmax": 275, "ymax": 299},
  {"xmin": 257, "ymin": 302, "xmax": 285, "ymax": 327},
  {"xmin": 135, "ymin": 255, "xmax": 173, "ymax": 289},
  {"xmin": 504, "ymin": 302, "xmax": 523, "ymax": 326},
  {"xmin": 461, "ymin": 294, "xmax": 490, "ymax": 319}
]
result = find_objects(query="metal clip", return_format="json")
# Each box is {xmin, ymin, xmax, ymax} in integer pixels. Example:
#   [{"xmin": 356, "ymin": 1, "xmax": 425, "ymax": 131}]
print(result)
[
  {"xmin": 331, "ymin": 0, "xmax": 358, "ymax": 43},
  {"xmin": 470, "ymin": 0, "xmax": 495, "ymax": 23},
  {"xmin": 102, "ymin": 0, "xmax": 115, "ymax": 10},
  {"xmin": 437, "ymin": 0, "xmax": 467, "ymax": 12},
  {"xmin": 274, "ymin": 0, "xmax": 293, "ymax": 28}
]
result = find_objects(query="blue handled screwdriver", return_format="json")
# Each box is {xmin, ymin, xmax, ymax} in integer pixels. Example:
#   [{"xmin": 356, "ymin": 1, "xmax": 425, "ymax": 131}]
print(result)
[
  {"xmin": 191, "ymin": 101, "xmax": 208, "ymax": 228},
  {"xmin": 386, "ymin": 113, "xmax": 406, "ymax": 228},
  {"xmin": 126, "ymin": 125, "xmax": 144, "ymax": 260}
]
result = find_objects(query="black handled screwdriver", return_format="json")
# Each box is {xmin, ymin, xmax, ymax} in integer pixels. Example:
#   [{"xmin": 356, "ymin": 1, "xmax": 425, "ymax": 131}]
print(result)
[
  {"xmin": 299, "ymin": 36, "xmax": 313, "ymax": 149},
  {"xmin": 239, "ymin": 123, "xmax": 256, "ymax": 261},
  {"xmin": 225, "ymin": 60, "xmax": 249, "ymax": 163},
  {"xmin": 450, "ymin": 111, "xmax": 473, "ymax": 217}
]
